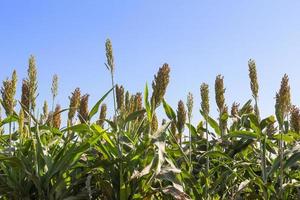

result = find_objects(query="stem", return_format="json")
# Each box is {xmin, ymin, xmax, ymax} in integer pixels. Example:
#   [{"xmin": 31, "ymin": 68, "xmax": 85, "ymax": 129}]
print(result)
[
  {"xmin": 255, "ymin": 97, "xmax": 267, "ymax": 199},
  {"xmin": 205, "ymin": 119, "xmax": 209, "ymax": 175},
  {"xmin": 279, "ymin": 125, "xmax": 283, "ymax": 198},
  {"xmin": 262, "ymin": 135, "xmax": 267, "ymax": 199},
  {"xmin": 110, "ymin": 72, "xmax": 123, "ymax": 198},
  {"xmin": 51, "ymin": 96, "xmax": 55, "ymax": 128},
  {"xmin": 188, "ymin": 117, "xmax": 192, "ymax": 173},
  {"xmin": 9, "ymin": 121, "xmax": 12, "ymax": 154},
  {"xmin": 111, "ymin": 73, "xmax": 117, "ymax": 117}
]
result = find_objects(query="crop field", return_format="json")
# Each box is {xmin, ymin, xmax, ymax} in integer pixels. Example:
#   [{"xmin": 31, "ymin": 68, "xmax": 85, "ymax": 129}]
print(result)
[{"xmin": 0, "ymin": 39, "xmax": 300, "ymax": 200}]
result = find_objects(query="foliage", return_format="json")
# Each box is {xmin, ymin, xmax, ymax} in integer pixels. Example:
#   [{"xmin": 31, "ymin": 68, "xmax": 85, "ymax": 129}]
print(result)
[{"xmin": 0, "ymin": 43, "xmax": 300, "ymax": 200}]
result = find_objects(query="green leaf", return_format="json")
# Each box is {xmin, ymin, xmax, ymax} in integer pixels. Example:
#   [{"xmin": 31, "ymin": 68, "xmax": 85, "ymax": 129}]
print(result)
[
  {"xmin": 260, "ymin": 115, "xmax": 276, "ymax": 130},
  {"xmin": 248, "ymin": 113, "xmax": 261, "ymax": 135},
  {"xmin": 201, "ymin": 151, "xmax": 232, "ymax": 160},
  {"xmin": 144, "ymin": 83, "xmax": 152, "ymax": 121},
  {"xmin": 284, "ymin": 152, "xmax": 300, "ymax": 169},
  {"xmin": 125, "ymin": 109, "xmax": 145, "ymax": 123},
  {"xmin": 227, "ymin": 131, "xmax": 258, "ymax": 140},
  {"xmin": 0, "ymin": 114, "xmax": 18, "ymax": 127},
  {"xmin": 88, "ymin": 87, "xmax": 114, "ymax": 120},
  {"xmin": 61, "ymin": 124, "xmax": 90, "ymax": 133},
  {"xmin": 239, "ymin": 99, "xmax": 252, "ymax": 115},
  {"xmin": 91, "ymin": 124, "xmax": 115, "ymax": 148},
  {"xmin": 186, "ymin": 123, "xmax": 197, "ymax": 136},
  {"xmin": 273, "ymin": 133, "xmax": 295, "ymax": 143},
  {"xmin": 200, "ymin": 110, "xmax": 221, "ymax": 136},
  {"xmin": 163, "ymin": 99, "xmax": 176, "ymax": 121}
]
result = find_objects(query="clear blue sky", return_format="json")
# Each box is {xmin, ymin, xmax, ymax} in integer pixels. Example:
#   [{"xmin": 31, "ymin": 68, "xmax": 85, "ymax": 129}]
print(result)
[{"xmin": 1, "ymin": 1, "xmax": 300, "ymax": 123}]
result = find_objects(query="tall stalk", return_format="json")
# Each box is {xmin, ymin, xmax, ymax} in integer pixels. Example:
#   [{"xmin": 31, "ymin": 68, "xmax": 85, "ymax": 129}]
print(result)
[
  {"xmin": 275, "ymin": 74, "xmax": 291, "ymax": 198},
  {"xmin": 215, "ymin": 75, "xmax": 225, "ymax": 140},
  {"xmin": 186, "ymin": 92, "xmax": 193, "ymax": 171}
]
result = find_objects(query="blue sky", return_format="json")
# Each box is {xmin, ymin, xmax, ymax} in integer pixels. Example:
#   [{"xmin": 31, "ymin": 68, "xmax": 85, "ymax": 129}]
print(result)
[{"xmin": 1, "ymin": 1, "xmax": 300, "ymax": 123}]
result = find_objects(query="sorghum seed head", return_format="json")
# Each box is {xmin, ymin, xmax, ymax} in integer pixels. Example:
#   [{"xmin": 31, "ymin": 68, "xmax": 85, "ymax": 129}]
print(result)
[
  {"xmin": 125, "ymin": 91, "xmax": 130, "ymax": 111},
  {"xmin": 151, "ymin": 63, "xmax": 170, "ymax": 108},
  {"xmin": 53, "ymin": 104, "xmax": 61, "ymax": 129},
  {"xmin": 27, "ymin": 55, "xmax": 38, "ymax": 111},
  {"xmin": 290, "ymin": 105, "xmax": 300, "ymax": 133},
  {"xmin": 129, "ymin": 95, "xmax": 136, "ymax": 113},
  {"xmin": 151, "ymin": 112, "xmax": 158, "ymax": 132},
  {"xmin": 97, "ymin": 103, "xmax": 107, "ymax": 128},
  {"xmin": 105, "ymin": 39, "xmax": 114, "ymax": 73},
  {"xmin": 231, "ymin": 102, "xmax": 240, "ymax": 117},
  {"xmin": 221, "ymin": 105, "xmax": 228, "ymax": 132},
  {"xmin": 116, "ymin": 85, "xmax": 124, "ymax": 110},
  {"xmin": 18, "ymin": 109, "xmax": 24, "ymax": 137},
  {"xmin": 200, "ymin": 83, "xmax": 210, "ymax": 117},
  {"xmin": 245, "ymin": 104, "xmax": 254, "ymax": 114},
  {"xmin": 215, "ymin": 75, "xmax": 225, "ymax": 112},
  {"xmin": 21, "ymin": 79, "xmax": 30, "ymax": 117},
  {"xmin": 43, "ymin": 101, "xmax": 48, "ymax": 121},
  {"xmin": 248, "ymin": 59, "xmax": 259, "ymax": 99},
  {"xmin": 266, "ymin": 123, "xmax": 277, "ymax": 137},
  {"xmin": 78, "ymin": 94, "xmax": 89, "ymax": 123},
  {"xmin": 68, "ymin": 88, "xmax": 81, "ymax": 122},
  {"xmin": 51, "ymin": 74, "xmax": 58, "ymax": 99},
  {"xmin": 46, "ymin": 111, "xmax": 54, "ymax": 126},
  {"xmin": 170, "ymin": 121, "xmax": 177, "ymax": 135},
  {"xmin": 278, "ymin": 74, "xmax": 291, "ymax": 118},
  {"xmin": 11, "ymin": 70, "xmax": 17, "ymax": 98},
  {"xmin": 1, "ymin": 71, "xmax": 17, "ymax": 116},
  {"xmin": 186, "ymin": 92, "xmax": 193, "ymax": 119},
  {"xmin": 177, "ymin": 100, "xmax": 186, "ymax": 134},
  {"xmin": 135, "ymin": 92, "xmax": 143, "ymax": 111}
]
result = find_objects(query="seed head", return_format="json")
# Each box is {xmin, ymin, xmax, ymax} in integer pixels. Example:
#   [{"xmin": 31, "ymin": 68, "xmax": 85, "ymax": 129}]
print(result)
[
  {"xmin": 21, "ymin": 79, "xmax": 30, "ymax": 118},
  {"xmin": 170, "ymin": 121, "xmax": 177, "ymax": 135},
  {"xmin": 278, "ymin": 74, "xmax": 291, "ymax": 119},
  {"xmin": 200, "ymin": 83, "xmax": 210, "ymax": 117},
  {"xmin": 151, "ymin": 63, "xmax": 170, "ymax": 108},
  {"xmin": 215, "ymin": 75, "xmax": 225, "ymax": 113},
  {"xmin": 186, "ymin": 92, "xmax": 193, "ymax": 119},
  {"xmin": 105, "ymin": 39, "xmax": 114, "ymax": 73},
  {"xmin": 151, "ymin": 112, "xmax": 158, "ymax": 132},
  {"xmin": 11, "ymin": 70, "xmax": 17, "ymax": 97},
  {"xmin": 248, "ymin": 59, "xmax": 259, "ymax": 99},
  {"xmin": 27, "ymin": 55, "xmax": 38, "ymax": 111},
  {"xmin": 42, "ymin": 101, "xmax": 48, "ymax": 122},
  {"xmin": 116, "ymin": 85, "xmax": 124, "ymax": 110},
  {"xmin": 51, "ymin": 74, "xmax": 58, "ymax": 99},
  {"xmin": 1, "ymin": 71, "xmax": 17, "ymax": 116},
  {"xmin": 231, "ymin": 102, "xmax": 240, "ymax": 117},
  {"xmin": 290, "ymin": 105, "xmax": 300, "ymax": 133},
  {"xmin": 78, "ymin": 94, "xmax": 89, "ymax": 123},
  {"xmin": 68, "ymin": 88, "xmax": 81, "ymax": 122},
  {"xmin": 266, "ymin": 123, "xmax": 277, "ymax": 137},
  {"xmin": 53, "ymin": 104, "xmax": 61, "ymax": 129},
  {"xmin": 176, "ymin": 100, "xmax": 186, "ymax": 134},
  {"xmin": 97, "ymin": 103, "xmax": 107, "ymax": 128},
  {"xmin": 18, "ymin": 109, "xmax": 24, "ymax": 137},
  {"xmin": 46, "ymin": 111, "xmax": 54, "ymax": 126},
  {"xmin": 135, "ymin": 92, "xmax": 143, "ymax": 111},
  {"xmin": 125, "ymin": 91, "xmax": 130, "ymax": 111},
  {"xmin": 129, "ymin": 95, "xmax": 136, "ymax": 113},
  {"xmin": 221, "ymin": 105, "xmax": 228, "ymax": 132}
]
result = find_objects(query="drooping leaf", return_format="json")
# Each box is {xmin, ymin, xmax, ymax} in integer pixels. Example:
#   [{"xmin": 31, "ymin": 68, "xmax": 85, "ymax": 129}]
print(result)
[
  {"xmin": 88, "ymin": 87, "xmax": 114, "ymax": 120},
  {"xmin": 163, "ymin": 99, "xmax": 176, "ymax": 121}
]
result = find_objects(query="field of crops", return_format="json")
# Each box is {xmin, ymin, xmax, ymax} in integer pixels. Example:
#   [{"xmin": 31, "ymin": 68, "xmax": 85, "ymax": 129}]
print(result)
[{"xmin": 0, "ymin": 39, "xmax": 300, "ymax": 200}]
